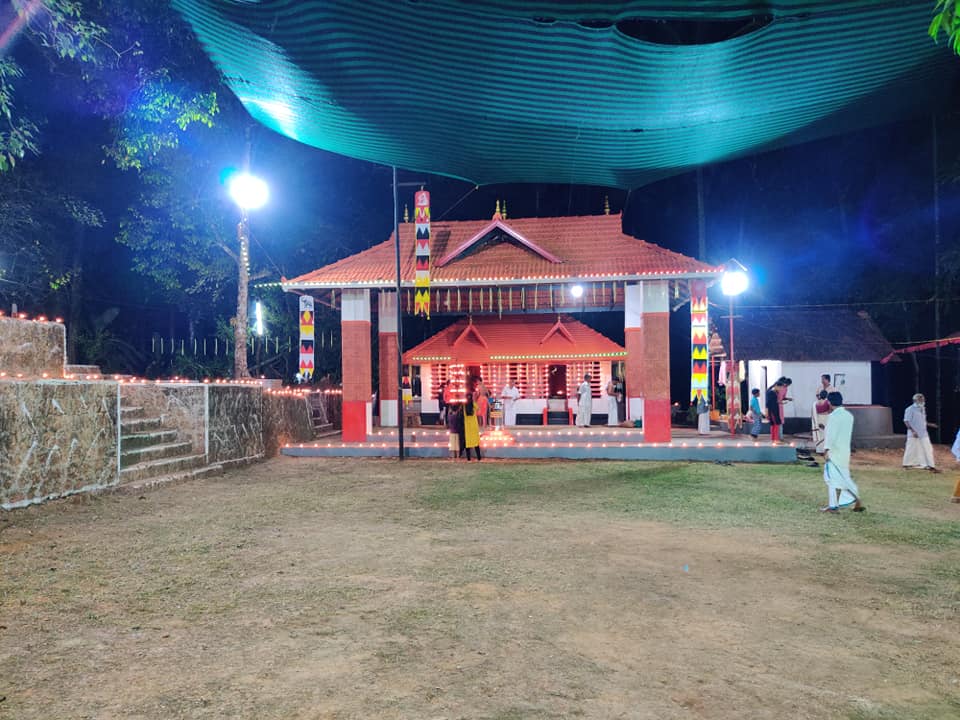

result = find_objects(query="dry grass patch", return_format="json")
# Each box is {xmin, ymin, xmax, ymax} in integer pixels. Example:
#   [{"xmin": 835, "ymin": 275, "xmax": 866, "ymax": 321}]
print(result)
[{"xmin": 1, "ymin": 455, "xmax": 958, "ymax": 719}]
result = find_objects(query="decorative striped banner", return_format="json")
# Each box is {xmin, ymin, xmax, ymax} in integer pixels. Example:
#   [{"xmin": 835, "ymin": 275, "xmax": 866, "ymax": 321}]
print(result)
[
  {"xmin": 690, "ymin": 280, "xmax": 709, "ymax": 402},
  {"xmin": 414, "ymin": 189, "xmax": 430, "ymax": 317},
  {"xmin": 299, "ymin": 295, "xmax": 315, "ymax": 380}
]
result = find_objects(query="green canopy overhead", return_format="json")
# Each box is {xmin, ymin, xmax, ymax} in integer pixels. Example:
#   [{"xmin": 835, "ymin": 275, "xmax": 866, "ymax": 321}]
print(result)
[{"xmin": 172, "ymin": 1, "xmax": 955, "ymax": 188}]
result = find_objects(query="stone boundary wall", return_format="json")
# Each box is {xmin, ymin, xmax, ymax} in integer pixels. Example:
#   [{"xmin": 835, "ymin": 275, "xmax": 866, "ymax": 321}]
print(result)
[
  {"xmin": 0, "ymin": 317, "xmax": 66, "ymax": 379},
  {"xmin": 2, "ymin": 381, "xmax": 317, "ymax": 510},
  {"xmin": 1, "ymin": 380, "xmax": 119, "ymax": 509},
  {"xmin": 209, "ymin": 385, "xmax": 265, "ymax": 466},
  {"xmin": 262, "ymin": 393, "xmax": 315, "ymax": 457}
]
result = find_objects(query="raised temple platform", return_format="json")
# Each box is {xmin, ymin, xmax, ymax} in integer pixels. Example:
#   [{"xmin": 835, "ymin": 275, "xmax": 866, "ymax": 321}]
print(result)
[{"xmin": 281, "ymin": 426, "xmax": 798, "ymax": 462}]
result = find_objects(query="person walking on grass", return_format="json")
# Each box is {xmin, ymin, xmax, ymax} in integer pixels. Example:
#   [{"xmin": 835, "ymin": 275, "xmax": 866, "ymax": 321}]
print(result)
[
  {"xmin": 821, "ymin": 391, "xmax": 865, "ymax": 513},
  {"xmin": 903, "ymin": 393, "xmax": 938, "ymax": 473}
]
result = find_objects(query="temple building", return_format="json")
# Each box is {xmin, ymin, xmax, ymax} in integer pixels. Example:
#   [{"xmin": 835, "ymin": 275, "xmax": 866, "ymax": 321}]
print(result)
[{"xmin": 281, "ymin": 206, "xmax": 721, "ymax": 442}]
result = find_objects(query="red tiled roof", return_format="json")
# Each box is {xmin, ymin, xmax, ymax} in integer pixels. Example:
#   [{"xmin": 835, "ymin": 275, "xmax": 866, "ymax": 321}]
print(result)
[
  {"xmin": 403, "ymin": 315, "xmax": 625, "ymax": 364},
  {"xmin": 284, "ymin": 213, "xmax": 719, "ymax": 289}
]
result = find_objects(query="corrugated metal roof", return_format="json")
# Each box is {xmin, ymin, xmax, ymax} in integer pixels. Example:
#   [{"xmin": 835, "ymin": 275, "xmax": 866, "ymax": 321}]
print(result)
[
  {"xmin": 713, "ymin": 307, "xmax": 895, "ymax": 361},
  {"xmin": 174, "ymin": 1, "xmax": 954, "ymax": 188},
  {"xmin": 403, "ymin": 315, "xmax": 626, "ymax": 364},
  {"xmin": 283, "ymin": 213, "xmax": 719, "ymax": 289}
]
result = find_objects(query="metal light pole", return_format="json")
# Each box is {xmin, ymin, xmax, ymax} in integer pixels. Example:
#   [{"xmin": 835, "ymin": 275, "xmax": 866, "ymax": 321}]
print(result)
[
  {"xmin": 721, "ymin": 258, "xmax": 748, "ymax": 436},
  {"xmin": 228, "ymin": 173, "xmax": 269, "ymax": 379}
]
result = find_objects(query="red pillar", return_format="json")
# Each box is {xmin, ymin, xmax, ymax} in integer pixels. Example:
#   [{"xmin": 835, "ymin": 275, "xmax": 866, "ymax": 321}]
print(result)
[
  {"xmin": 341, "ymin": 289, "xmax": 371, "ymax": 442},
  {"xmin": 378, "ymin": 291, "xmax": 398, "ymax": 426},
  {"xmin": 625, "ymin": 281, "xmax": 671, "ymax": 443}
]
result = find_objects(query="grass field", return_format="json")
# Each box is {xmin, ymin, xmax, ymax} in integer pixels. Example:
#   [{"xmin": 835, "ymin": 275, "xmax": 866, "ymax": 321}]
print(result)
[{"xmin": 1, "ymin": 449, "xmax": 958, "ymax": 719}]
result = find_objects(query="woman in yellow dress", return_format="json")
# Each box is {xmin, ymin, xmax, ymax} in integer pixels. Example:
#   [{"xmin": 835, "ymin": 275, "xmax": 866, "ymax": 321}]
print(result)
[{"xmin": 462, "ymin": 396, "xmax": 482, "ymax": 461}]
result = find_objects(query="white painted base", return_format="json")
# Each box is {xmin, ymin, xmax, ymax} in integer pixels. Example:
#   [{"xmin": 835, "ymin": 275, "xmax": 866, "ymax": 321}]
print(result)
[
  {"xmin": 380, "ymin": 401, "xmax": 398, "ymax": 427},
  {"xmin": 628, "ymin": 397, "xmax": 644, "ymax": 422}
]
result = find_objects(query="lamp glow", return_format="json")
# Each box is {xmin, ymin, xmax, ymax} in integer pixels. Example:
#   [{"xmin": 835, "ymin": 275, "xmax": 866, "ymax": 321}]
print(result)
[
  {"xmin": 254, "ymin": 300, "xmax": 264, "ymax": 337},
  {"xmin": 228, "ymin": 173, "xmax": 269, "ymax": 211},
  {"xmin": 721, "ymin": 259, "xmax": 749, "ymax": 297},
  {"xmin": 570, "ymin": 284, "xmax": 584, "ymax": 299}
]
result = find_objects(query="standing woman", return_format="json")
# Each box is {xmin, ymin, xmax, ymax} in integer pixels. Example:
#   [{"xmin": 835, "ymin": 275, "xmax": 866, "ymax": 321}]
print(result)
[
  {"xmin": 766, "ymin": 380, "xmax": 783, "ymax": 443},
  {"xmin": 474, "ymin": 377, "xmax": 490, "ymax": 428},
  {"xmin": 606, "ymin": 377, "xmax": 619, "ymax": 426},
  {"xmin": 576, "ymin": 373, "xmax": 593, "ymax": 427},
  {"xmin": 462, "ymin": 396, "xmax": 482, "ymax": 461}
]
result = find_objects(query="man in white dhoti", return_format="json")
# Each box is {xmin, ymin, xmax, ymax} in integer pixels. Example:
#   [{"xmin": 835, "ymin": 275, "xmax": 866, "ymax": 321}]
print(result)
[
  {"xmin": 903, "ymin": 393, "xmax": 938, "ymax": 472},
  {"xmin": 576, "ymin": 373, "xmax": 592, "ymax": 427},
  {"xmin": 821, "ymin": 392, "xmax": 865, "ymax": 513},
  {"xmin": 500, "ymin": 379, "xmax": 520, "ymax": 427}
]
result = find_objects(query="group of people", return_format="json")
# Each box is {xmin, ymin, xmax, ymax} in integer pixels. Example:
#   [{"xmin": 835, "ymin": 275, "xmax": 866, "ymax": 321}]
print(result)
[
  {"xmin": 437, "ymin": 376, "xmax": 528, "ymax": 461},
  {"xmin": 815, "ymin": 382, "xmax": 954, "ymax": 513},
  {"xmin": 576, "ymin": 373, "xmax": 625, "ymax": 427}
]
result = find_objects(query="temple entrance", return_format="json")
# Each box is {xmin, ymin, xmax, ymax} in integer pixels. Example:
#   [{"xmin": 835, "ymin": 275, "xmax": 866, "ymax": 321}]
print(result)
[
  {"xmin": 466, "ymin": 365, "xmax": 482, "ymax": 396},
  {"xmin": 548, "ymin": 364, "xmax": 567, "ymax": 399}
]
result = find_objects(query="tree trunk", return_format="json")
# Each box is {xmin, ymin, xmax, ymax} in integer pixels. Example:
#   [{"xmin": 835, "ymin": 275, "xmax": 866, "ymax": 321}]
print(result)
[
  {"xmin": 66, "ymin": 226, "xmax": 85, "ymax": 364},
  {"xmin": 234, "ymin": 218, "xmax": 250, "ymax": 379}
]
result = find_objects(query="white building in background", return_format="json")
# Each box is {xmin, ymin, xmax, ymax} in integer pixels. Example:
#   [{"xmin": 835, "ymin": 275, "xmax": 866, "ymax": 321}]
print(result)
[{"xmin": 713, "ymin": 308, "xmax": 895, "ymax": 420}]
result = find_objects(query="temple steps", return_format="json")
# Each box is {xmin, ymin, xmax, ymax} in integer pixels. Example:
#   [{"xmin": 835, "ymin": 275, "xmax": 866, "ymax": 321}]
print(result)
[
  {"xmin": 119, "ymin": 403, "xmax": 210, "ymax": 487},
  {"xmin": 121, "ymin": 416, "xmax": 163, "ymax": 433},
  {"xmin": 121, "ymin": 441, "xmax": 196, "ymax": 467},
  {"xmin": 118, "ymin": 463, "xmax": 224, "ymax": 493},
  {"xmin": 120, "ymin": 453, "xmax": 209, "ymax": 485}
]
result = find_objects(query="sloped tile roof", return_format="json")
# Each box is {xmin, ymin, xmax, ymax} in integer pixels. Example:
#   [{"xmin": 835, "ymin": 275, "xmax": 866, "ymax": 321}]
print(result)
[
  {"xmin": 284, "ymin": 213, "xmax": 720, "ymax": 289},
  {"xmin": 714, "ymin": 308, "xmax": 894, "ymax": 362},
  {"xmin": 403, "ymin": 315, "xmax": 625, "ymax": 364}
]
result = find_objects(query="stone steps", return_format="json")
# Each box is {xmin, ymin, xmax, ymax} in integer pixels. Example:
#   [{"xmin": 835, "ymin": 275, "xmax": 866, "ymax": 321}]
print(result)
[
  {"xmin": 121, "ymin": 429, "xmax": 180, "ymax": 450},
  {"xmin": 120, "ymin": 405, "xmax": 146, "ymax": 419},
  {"xmin": 118, "ymin": 463, "xmax": 225, "ymax": 493},
  {"xmin": 120, "ymin": 453, "xmax": 208, "ymax": 485},
  {"xmin": 121, "ymin": 416, "xmax": 163, "ymax": 433},
  {"xmin": 121, "ymin": 441, "xmax": 196, "ymax": 468}
]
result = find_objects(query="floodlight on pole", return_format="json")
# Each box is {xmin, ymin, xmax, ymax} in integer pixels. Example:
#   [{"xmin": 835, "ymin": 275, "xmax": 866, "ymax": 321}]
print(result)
[
  {"xmin": 228, "ymin": 173, "xmax": 270, "ymax": 211},
  {"xmin": 228, "ymin": 172, "xmax": 269, "ymax": 379},
  {"xmin": 721, "ymin": 258, "xmax": 748, "ymax": 436}
]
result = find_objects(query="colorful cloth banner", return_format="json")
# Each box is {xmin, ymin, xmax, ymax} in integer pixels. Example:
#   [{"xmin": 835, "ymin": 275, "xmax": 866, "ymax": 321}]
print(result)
[
  {"xmin": 299, "ymin": 295, "xmax": 315, "ymax": 380},
  {"xmin": 414, "ymin": 189, "xmax": 431, "ymax": 317},
  {"xmin": 690, "ymin": 280, "xmax": 709, "ymax": 402}
]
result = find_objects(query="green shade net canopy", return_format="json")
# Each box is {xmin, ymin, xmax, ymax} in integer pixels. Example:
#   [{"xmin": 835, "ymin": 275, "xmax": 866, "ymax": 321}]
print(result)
[{"xmin": 172, "ymin": 1, "xmax": 955, "ymax": 188}]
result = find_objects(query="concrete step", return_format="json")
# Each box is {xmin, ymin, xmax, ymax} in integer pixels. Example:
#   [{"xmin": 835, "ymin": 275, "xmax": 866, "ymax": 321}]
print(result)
[
  {"xmin": 119, "ymin": 454, "xmax": 207, "ymax": 485},
  {"xmin": 120, "ymin": 405, "xmax": 146, "ymax": 419},
  {"xmin": 120, "ymin": 416, "xmax": 163, "ymax": 433},
  {"xmin": 119, "ymin": 463, "xmax": 224, "ymax": 493},
  {"xmin": 121, "ymin": 429, "xmax": 179, "ymax": 450},
  {"xmin": 65, "ymin": 364, "xmax": 102, "ymax": 377},
  {"xmin": 121, "ymin": 441, "xmax": 195, "ymax": 468}
]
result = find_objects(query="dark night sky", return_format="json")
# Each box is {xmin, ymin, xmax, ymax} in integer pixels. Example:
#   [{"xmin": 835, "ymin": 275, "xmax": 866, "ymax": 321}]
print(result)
[{"xmin": 4, "ymin": 4, "xmax": 960, "ymax": 431}]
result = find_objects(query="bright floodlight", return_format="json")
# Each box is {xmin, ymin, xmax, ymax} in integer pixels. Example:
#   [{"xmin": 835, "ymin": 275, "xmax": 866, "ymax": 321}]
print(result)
[
  {"xmin": 570, "ymin": 284, "xmax": 584, "ymax": 298},
  {"xmin": 721, "ymin": 259, "xmax": 749, "ymax": 297},
  {"xmin": 228, "ymin": 173, "xmax": 269, "ymax": 211}
]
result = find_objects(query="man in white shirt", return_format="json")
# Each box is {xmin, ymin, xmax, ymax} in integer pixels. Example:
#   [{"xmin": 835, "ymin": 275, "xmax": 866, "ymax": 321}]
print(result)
[
  {"xmin": 500, "ymin": 380, "xmax": 520, "ymax": 426},
  {"xmin": 822, "ymin": 392, "xmax": 864, "ymax": 513},
  {"xmin": 576, "ymin": 374, "xmax": 592, "ymax": 427}
]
